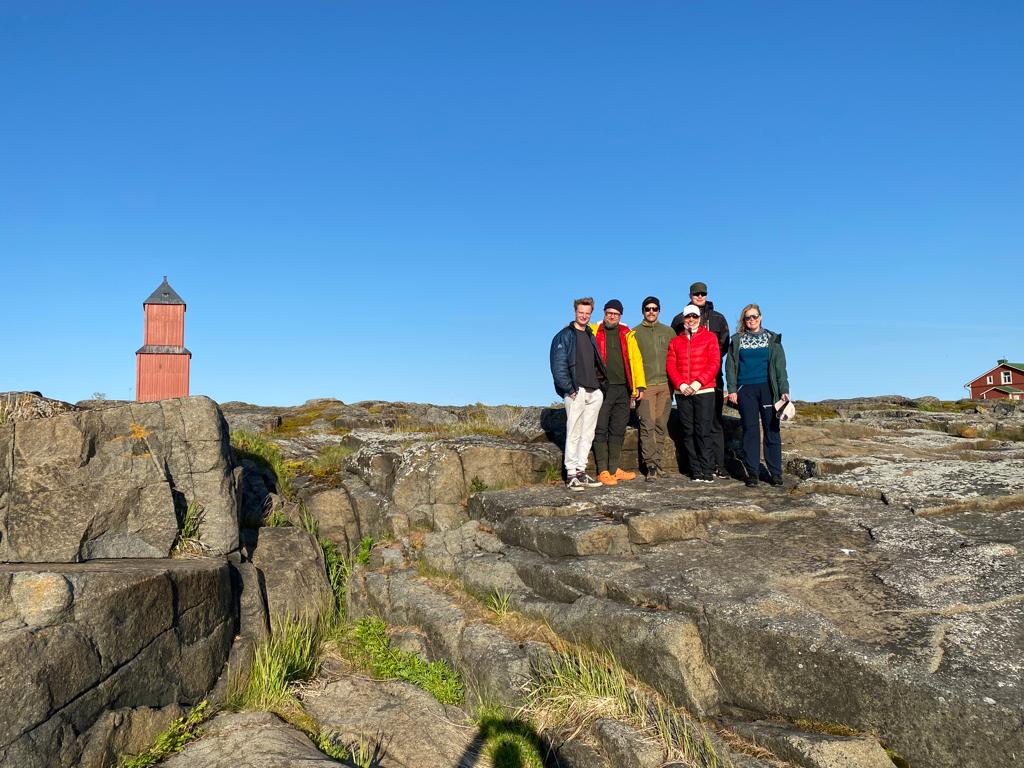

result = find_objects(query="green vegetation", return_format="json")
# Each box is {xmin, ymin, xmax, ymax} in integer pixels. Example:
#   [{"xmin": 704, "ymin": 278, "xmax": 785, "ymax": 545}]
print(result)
[
  {"xmin": 230, "ymin": 615, "xmax": 322, "ymax": 712},
  {"xmin": 474, "ymin": 703, "xmax": 547, "ymax": 768},
  {"xmin": 485, "ymin": 590, "xmax": 512, "ymax": 618},
  {"xmin": 119, "ymin": 701, "xmax": 210, "ymax": 768},
  {"xmin": 796, "ymin": 403, "xmax": 840, "ymax": 420},
  {"xmin": 469, "ymin": 476, "xmax": 489, "ymax": 494},
  {"xmin": 231, "ymin": 430, "xmax": 293, "ymax": 499},
  {"xmin": 170, "ymin": 501, "xmax": 206, "ymax": 558},
  {"xmin": 543, "ymin": 465, "xmax": 562, "ymax": 484},
  {"xmin": 345, "ymin": 616, "xmax": 464, "ymax": 705},
  {"xmin": 307, "ymin": 443, "xmax": 356, "ymax": 480},
  {"xmin": 521, "ymin": 645, "xmax": 722, "ymax": 767},
  {"xmin": 393, "ymin": 405, "xmax": 524, "ymax": 439},
  {"xmin": 916, "ymin": 399, "xmax": 978, "ymax": 413}
]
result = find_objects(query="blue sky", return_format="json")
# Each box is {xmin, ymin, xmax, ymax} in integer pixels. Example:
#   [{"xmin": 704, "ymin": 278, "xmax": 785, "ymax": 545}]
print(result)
[{"xmin": 2, "ymin": 1, "xmax": 1021, "ymax": 406}]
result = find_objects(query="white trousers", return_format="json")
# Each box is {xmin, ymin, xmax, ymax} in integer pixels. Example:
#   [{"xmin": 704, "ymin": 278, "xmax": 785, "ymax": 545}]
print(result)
[{"xmin": 564, "ymin": 387, "xmax": 604, "ymax": 474}]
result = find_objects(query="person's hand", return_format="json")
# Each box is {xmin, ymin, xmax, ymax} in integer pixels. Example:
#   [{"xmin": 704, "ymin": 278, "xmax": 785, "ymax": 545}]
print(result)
[
  {"xmin": 683, "ymin": 385, "xmax": 695, "ymax": 396},
  {"xmin": 635, "ymin": 390, "xmax": 645, "ymax": 401},
  {"xmin": 727, "ymin": 392, "xmax": 738, "ymax": 405},
  {"xmin": 781, "ymin": 393, "xmax": 790, "ymax": 403},
  {"xmin": 569, "ymin": 390, "xmax": 577, "ymax": 400}
]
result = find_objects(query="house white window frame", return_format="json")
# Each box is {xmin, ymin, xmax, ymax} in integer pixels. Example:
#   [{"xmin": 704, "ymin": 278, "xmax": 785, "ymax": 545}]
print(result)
[
  {"xmin": 1002, "ymin": 370, "xmax": 1013, "ymax": 384},
  {"xmin": 987, "ymin": 375, "xmax": 994, "ymax": 384}
]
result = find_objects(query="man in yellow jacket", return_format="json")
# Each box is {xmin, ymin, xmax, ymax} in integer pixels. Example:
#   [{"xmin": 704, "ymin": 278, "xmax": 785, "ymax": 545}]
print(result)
[{"xmin": 590, "ymin": 299, "xmax": 646, "ymax": 485}]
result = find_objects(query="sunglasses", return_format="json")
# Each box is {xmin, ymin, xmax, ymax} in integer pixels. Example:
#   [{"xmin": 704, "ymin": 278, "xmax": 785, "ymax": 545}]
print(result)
[
  {"xmin": 691, "ymin": 292, "xmax": 707, "ymax": 297},
  {"xmin": 744, "ymin": 314, "xmax": 760, "ymax": 321},
  {"xmin": 684, "ymin": 314, "xmax": 699, "ymax": 320},
  {"xmin": 643, "ymin": 306, "xmax": 659, "ymax": 312}
]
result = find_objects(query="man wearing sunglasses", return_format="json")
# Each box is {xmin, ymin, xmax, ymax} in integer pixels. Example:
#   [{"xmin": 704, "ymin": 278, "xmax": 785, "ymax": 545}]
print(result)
[
  {"xmin": 628, "ymin": 296, "xmax": 675, "ymax": 480},
  {"xmin": 675, "ymin": 282, "xmax": 730, "ymax": 478}
]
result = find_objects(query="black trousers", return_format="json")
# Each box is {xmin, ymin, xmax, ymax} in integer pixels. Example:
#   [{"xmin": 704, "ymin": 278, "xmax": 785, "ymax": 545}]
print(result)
[
  {"xmin": 593, "ymin": 384, "xmax": 630, "ymax": 473},
  {"xmin": 709, "ymin": 387, "xmax": 726, "ymax": 471},
  {"xmin": 675, "ymin": 392, "xmax": 715, "ymax": 479},
  {"xmin": 737, "ymin": 381, "xmax": 782, "ymax": 478}
]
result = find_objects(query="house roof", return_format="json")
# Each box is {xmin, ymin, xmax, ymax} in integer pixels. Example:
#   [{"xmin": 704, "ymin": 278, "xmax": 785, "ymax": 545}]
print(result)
[
  {"xmin": 966, "ymin": 361, "xmax": 1024, "ymax": 387},
  {"xmin": 144, "ymin": 277, "xmax": 185, "ymax": 306},
  {"xmin": 991, "ymin": 386, "xmax": 1024, "ymax": 395}
]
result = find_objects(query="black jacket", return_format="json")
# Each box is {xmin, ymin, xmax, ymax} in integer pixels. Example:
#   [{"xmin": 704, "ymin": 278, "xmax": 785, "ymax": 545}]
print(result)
[{"xmin": 671, "ymin": 300, "xmax": 729, "ymax": 356}]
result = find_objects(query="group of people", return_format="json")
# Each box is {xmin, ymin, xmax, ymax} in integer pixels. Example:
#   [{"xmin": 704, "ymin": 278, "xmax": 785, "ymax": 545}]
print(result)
[{"xmin": 549, "ymin": 282, "xmax": 791, "ymax": 492}]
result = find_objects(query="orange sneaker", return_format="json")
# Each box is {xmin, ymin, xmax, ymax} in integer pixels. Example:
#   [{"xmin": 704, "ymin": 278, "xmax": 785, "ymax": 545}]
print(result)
[
  {"xmin": 613, "ymin": 468, "xmax": 636, "ymax": 481},
  {"xmin": 597, "ymin": 470, "xmax": 618, "ymax": 486}
]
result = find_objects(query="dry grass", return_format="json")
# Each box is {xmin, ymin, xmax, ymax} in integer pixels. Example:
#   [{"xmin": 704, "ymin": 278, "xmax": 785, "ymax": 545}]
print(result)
[
  {"xmin": 795, "ymin": 403, "xmax": 840, "ymax": 421},
  {"xmin": 791, "ymin": 481, "xmax": 883, "ymax": 501},
  {"xmin": 914, "ymin": 492, "xmax": 1024, "ymax": 518}
]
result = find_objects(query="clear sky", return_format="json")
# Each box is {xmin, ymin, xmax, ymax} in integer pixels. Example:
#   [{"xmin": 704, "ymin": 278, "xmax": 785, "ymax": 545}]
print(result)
[{"xmin": 2, "ymin": 1, "xmax": 1021, "ymax": 406}]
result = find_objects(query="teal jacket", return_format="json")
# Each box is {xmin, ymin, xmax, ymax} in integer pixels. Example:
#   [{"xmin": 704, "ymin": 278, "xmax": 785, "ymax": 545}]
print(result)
[{"xmin": 725, "ymin": 330, "xmax": 790, "ymax": 400}]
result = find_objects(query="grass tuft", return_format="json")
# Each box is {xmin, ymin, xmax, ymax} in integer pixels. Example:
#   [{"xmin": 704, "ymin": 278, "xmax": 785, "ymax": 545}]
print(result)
[
  {"xmin": 485, "ymin": 590, "xmax": 512, "ymax": 618},
  {"xmin": 343, "ymin": 615, "xmax": 464, "ymax": 706},
  {"xmin": 119, "ymin": 701, "xmax": 210, "ymax": 768},
  {"xmin": 475, "ymin": 703, "xmax": 547, "ymax": 768},
  {"xmin": 171, "ymin": 501, "xmax": 207, "ymax": 558},
  {"xmin": 520, "ymin": 644, "xmax": 722, "ymax": 767},
  {"xmin": 229, "ymin": 615, "xmax": 322, "ymax": 713},
  {"xmin": 307, "ymin": 444, "xmax": 356, "ymax": 479},
  {"xmin": 231, "ymin": 430, "xmax": 293, "ymax": 499}
]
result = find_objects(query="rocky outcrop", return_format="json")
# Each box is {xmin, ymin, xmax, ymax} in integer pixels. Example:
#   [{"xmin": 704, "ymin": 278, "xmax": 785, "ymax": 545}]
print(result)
[
  {"xmin": 0, "ymin": 396, "xmax": 240, "ymax": 562},
  {"xmin": 162, "ymin": 711, "xmax": 341, "ymax": 767},
  {"xmin": 0, "ymin": 559, "xmax": 234, "ymax": 768},
  {"xmin": 302, "ymin": 675, "xmax": 481, "ymax": 768},
  {"xmin": 248, "ymin": 527, "xmax": 332, "ymax": 624}
]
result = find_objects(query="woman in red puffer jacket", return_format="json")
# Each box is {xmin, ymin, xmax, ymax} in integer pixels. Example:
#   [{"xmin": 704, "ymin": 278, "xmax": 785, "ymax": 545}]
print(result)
[{"xmin": 667, "ymin": 305, "xmax": 722, "ymax": 482}]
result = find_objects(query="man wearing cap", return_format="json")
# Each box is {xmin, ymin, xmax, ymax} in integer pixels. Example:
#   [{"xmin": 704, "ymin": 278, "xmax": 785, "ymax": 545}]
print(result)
[
  {"xmin": 674, "ymin": 282, "xmax": 730, "ymax": 477},
  {"xmin": 590, "ymin": 300, "xmax": 646, "ymax": 486},
  {"xmin": 628, "ymin": 296, "xmax": 675, "ymax": 480},
  {"xmin": 550, "ymin": 297, "xmax": 607, "ymax": 492}
]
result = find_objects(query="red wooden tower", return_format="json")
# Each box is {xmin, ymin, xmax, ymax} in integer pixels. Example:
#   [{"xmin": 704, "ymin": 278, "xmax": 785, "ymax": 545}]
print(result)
[{"xmin": 135, "ymin": 276, "xmax": 191, "ymax": 402}]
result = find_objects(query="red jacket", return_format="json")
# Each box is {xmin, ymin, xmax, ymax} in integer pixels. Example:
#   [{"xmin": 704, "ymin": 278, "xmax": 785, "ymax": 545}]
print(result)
[
  {"xmin": 667, "ymin": 327, "xmax": 721, "ymax": 392},
  {"xmin": 591, "ymin": 322, "xmax": 643, "ymax": 395}
]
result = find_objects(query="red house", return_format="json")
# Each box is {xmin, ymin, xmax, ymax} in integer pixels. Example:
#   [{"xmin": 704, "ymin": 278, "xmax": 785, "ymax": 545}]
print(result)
[
  {"xmin": 965, "ymin": 360, "xmax": 1024, "ymax": 400},
  {"xmin": 135, "ymin": 277, "xmax": 191, "ymax": 402}
]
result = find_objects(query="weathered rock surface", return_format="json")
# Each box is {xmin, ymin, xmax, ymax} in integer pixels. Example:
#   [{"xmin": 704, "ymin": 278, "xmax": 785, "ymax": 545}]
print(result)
[
  {"xmin": 0, "ymin": 396, "xmax": 239, "ymax": 562},
  {"xmin": 0, "ymin": 558, "xmax": 234, "ymax": 768},
  {"xmin": 302, "ymin": 674, "xmax": 481, "ymax": 768},
  {"xmin": 731, "ymin": 721, "xmax": 894, "ymax": 768},
  {"xmin": 440, "ymin": 478, "xmax": 1024, "ymax": 768},
  {"xmin": 249, "ymin": 527, "xmax": 332, "ymax": 624},
  {"xmin": 162, "ymin": 711, "xmax": 341, "ymax": 767}
]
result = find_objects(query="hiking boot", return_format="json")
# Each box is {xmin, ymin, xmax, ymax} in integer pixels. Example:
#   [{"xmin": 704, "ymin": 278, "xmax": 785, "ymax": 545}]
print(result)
[
  {"xmin": 645, "ymin": 467, "xmax": 660, "ymax": 482},
  {"xmin": 744, "ymin": 477, "xmax": 758, "ymax": 488},
  {"xmin": 714, "ymin": 468, "xmax": 729, "ymax": 479},
  {"xmin": 768, "ymin": 475, "xmax": 784, "ymax": 487},
  {"xmin": 578, "ymin": 473, "xmax": 604, "ymax": 488},
  {"xmin": 613, "ymin": 468, "xmax": 636, "ymax": 481},
  {"xmin": 566, "ymin": 476, "xmax": 586, "ymax": 492},
  {"xmin": 597, "ymin": 471, "xmax": 618, "ymax": 486}
]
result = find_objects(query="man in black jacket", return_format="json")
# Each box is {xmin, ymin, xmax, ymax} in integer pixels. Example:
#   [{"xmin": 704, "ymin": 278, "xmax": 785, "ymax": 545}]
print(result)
[{"xmin": 673, "ymin": 282, "xmax": 730, "ymax": 477}]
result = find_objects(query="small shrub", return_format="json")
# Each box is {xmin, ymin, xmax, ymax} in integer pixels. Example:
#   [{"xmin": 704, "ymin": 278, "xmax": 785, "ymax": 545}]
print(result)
[
  {"xmin": 119, "ymin": 701, "xmax": 210, "ymax": 767},
  {"xmin": 355, "ymin": 536, "xmax": 374, "ymax": 565},
  {"xmin": 470, "ymin": 476, "xmax": 489, "ymax": 494}
]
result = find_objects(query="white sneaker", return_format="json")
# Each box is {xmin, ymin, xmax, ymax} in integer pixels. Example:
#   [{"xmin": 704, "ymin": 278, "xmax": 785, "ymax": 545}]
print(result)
[
  {"xmin": 578, "ymin": 473, "xmax": 603, "ymax": 488},
  {"xmin": 566, "ymin": 476, "xmax": 586, "ymax": 492}
]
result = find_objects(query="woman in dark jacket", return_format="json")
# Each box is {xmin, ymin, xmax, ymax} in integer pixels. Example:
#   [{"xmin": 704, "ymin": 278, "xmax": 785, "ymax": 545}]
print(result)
[{"xmin": 725, "ymin": 304, "xmax": 790, "ymax": 487}]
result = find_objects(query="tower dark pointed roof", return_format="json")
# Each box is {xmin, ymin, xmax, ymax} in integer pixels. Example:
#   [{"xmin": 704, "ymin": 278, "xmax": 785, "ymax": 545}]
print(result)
[{"xmin": 144, "ymin": 276, "xmax": 186, "ymax": 307}]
